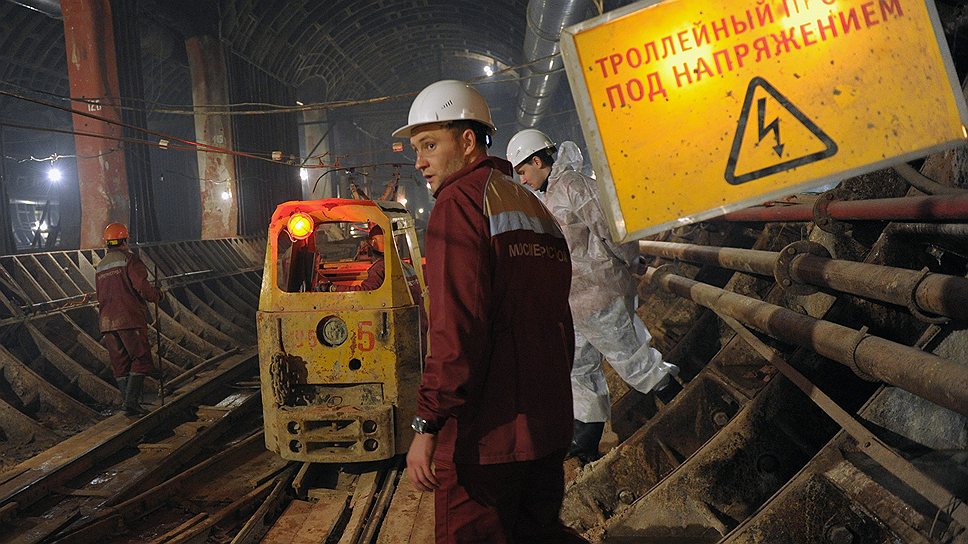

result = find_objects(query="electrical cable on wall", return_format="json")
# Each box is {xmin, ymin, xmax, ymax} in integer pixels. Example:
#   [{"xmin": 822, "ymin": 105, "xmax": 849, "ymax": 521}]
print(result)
[{"xmin": 0, "ymin": 53, "xmax": 563, "ymax": 117}]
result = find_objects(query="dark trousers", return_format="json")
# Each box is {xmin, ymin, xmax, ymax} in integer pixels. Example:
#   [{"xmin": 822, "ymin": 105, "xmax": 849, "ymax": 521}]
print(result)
[
  {"xmin": 102, "ymin": 328, "xmax": 153, "ymax": 378},
  {"xmin": 434, "ymin": 449, "xmax": 588, "ymax": 544}
]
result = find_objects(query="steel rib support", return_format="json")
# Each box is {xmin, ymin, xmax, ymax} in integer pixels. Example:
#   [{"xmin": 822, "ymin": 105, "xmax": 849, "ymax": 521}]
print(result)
[{"xmin": 719, "ymin": 314, "xmax": 968, "ymax": 530}]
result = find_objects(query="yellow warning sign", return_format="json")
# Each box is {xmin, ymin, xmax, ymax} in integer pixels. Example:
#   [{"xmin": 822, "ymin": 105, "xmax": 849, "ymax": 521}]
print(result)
[{"xmin": 560, "ymin": 0, "xmax": 968, "ymax": 242}]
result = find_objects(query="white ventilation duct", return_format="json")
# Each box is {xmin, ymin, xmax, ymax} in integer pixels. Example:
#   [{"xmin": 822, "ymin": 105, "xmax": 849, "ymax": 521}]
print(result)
[{"xmin": 516, "ymin": 0, "xmax": 594, "ymax": 128}]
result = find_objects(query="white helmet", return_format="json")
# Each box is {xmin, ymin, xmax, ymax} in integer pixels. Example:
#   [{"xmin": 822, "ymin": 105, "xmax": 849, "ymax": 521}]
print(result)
[
  {"xmin": 506, "ymin": 129, "xmax": 556, "ymax": 168},
  {"xmin": 392, "ymin": 80, "xmax": 496, "ymax": 138}
]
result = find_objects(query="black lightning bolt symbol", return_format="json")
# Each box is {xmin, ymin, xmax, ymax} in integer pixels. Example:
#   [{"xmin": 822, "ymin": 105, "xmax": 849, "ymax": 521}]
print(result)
[{"xmin": 756, "ymin": 97, "xmax": 784, "ymax": 157}]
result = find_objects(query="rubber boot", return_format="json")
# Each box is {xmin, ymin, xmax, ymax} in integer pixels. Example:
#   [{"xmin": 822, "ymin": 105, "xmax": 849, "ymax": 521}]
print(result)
[
  {"xmin": 115, "ymin": 376, "xmax": 128, "ymax": 413},
  {"xmin": 124, "ymin": 373, "xmax": 148, "ymax": 416},
  {"xmin": 566, "ymin": 420, "xmax": 605, "ymax": 464}
]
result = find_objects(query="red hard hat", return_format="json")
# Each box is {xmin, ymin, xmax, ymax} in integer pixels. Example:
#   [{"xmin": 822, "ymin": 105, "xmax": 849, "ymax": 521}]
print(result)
[{"xmin": 103, "ymin": 222, "xmax": 129, "ymax": 247}]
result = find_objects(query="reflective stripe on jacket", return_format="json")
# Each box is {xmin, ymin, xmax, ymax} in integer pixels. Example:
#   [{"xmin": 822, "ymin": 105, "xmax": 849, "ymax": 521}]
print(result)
[{"xmin": 95, "ymin": 249, "xmax": 161, "ymax": 332}]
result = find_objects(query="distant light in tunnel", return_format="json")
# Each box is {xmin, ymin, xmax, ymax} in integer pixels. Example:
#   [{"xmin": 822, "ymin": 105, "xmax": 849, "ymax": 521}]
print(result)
[
  {"xmin": 47, "ymin": 167, "xmax": 62, "ymax": 183},
  {"xmin": 418, "ymin": 208, "xmax": 424, "ymax": 214},
  {"xmin": 483, "ymin": 65, "xmax": 493, "ymax": 77},
  {"xmin": 299, "ymin": 168, "xmax": 309, "ymax": 182},
  {"xmin": 221, "ymin": 191, "xmax": 231, "ymax": 200}
]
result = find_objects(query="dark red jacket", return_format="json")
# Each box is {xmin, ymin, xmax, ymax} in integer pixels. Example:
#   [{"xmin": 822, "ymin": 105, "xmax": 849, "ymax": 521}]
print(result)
[
  {"xmin": 95, "ymin": 249, "xmax": 161, "ymax": 332},
  {"xmin": 333, "ymin": 257, "xmax": 386, "ymax": 292},
  {"xmin": 417, "ymin": 155, "xmax": 575, "ymax": 465}
]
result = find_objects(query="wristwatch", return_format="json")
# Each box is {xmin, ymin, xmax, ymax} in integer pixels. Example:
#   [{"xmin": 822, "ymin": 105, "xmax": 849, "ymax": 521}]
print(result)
[{"xmin": 410, "ymin": 416, "xmax": 438, "ymax": 435}]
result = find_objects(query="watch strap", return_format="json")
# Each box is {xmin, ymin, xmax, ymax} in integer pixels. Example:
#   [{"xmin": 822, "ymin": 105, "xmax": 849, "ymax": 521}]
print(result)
[{"xmin": 411, "ymin": 416, "xmax": 438, "ymax": 434}]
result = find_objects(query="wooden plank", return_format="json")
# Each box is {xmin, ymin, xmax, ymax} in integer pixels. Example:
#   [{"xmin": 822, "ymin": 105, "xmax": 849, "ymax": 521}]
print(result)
[
  {"xmin": 261, "ymin": 500, "xmax": 313, "ymax": 544},
  {"xmin": 0, "ymin": 350, "xmax": 257, "ymax": 516},
  {"xmin": 292, "ymin": 491, "xmax": 350, "ymax": 544},
  {"xmin": 377, "ymin": 473, "xmax": 434, "ymax": 544},
  {"xmin": 231, "ymin": 469, "xmax": 296, "ymax": 544},
  {"xmin": 337, "ymin": 471, "xmax": 378, "ymax": 544},
  {"xmin": 166, "ymin": 479, "xmax": 274, "ymax": 544},
  {"xmin": 147, "ymin": 512, "xmax": 207, "ymax": 544}
]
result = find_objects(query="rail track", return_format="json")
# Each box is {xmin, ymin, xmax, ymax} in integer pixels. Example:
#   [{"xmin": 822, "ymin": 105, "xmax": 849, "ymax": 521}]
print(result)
[
  {"xmin": 0, "ymin": 238, "xmax": 433, "ymax": 544},
  {"xmin": 0, "ymin": 347, "xmax": 431, "ymax": 543}
]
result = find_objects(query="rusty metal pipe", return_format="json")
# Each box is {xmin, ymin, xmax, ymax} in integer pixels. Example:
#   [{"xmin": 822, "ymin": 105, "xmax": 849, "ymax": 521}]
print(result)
[
  {"xmin": 639, "ymin": 240, "xmax": 968, "ymax": 322},
  {"xmin": 893, "ymin": 163, "xmax": 968, "ymax": 196},
  {"xmin": 645, "ymin": 267, "xmax": 968, "ymax": 416},
  {"xmin": 639, "ymin": 241, "xmax": 777, "ymax": 275},
  {"xmin": 718, "ymin": 193, "xmax": 968, "ymax": 222},
  {"xmin": 885, "ymin": 222, "xmax": 968, "ymax": 238}
]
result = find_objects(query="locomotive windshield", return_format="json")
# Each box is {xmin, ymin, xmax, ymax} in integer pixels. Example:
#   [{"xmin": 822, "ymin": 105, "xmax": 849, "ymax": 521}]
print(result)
[{"xmin": 276, "ymin": 221, "xmax": 382, "ymax": 293}]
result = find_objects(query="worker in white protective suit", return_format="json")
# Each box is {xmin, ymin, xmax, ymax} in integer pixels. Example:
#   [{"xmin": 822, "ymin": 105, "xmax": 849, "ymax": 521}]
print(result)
[{"xmin": 506, "ymin": 129, "xmax": 682, "ymax": 463}]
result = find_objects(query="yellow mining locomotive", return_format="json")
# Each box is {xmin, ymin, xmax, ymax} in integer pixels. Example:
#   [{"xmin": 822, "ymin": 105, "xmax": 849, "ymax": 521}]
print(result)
[{"xmin": 258, "ymin": 198, "xmax": 427, "ymax": 462}]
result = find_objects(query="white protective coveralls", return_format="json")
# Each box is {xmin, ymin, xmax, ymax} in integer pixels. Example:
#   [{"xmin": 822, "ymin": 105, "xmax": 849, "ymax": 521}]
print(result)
[{"xmin": 542, "ymin": 142, "xmax": 679, "ymax": 423}]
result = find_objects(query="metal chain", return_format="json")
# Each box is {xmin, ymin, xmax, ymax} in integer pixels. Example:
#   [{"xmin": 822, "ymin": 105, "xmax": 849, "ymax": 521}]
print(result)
[{"xmin": 269, "ymin": 353, "xmax": 291, "ymax": 407}]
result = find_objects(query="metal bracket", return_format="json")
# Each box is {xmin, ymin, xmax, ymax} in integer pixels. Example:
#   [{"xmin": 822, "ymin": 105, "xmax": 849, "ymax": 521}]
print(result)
[
  {"xmin": 846, "ymin": 326, "xmax": 877, "ymax": 382},
  {"xmin": 773, "ymin": 240, "xmax": 831, "ymax": 296},
  {"xmin": 812, "ymin": 190, "xmax": 850, "ymax": 234},
  {"xmin": 648, "ymin": 263, "xmax": 681, "ymax": 291},
  {"xmin": 908, "ymin": 267, "xmax": 951, "ymax": 325}
]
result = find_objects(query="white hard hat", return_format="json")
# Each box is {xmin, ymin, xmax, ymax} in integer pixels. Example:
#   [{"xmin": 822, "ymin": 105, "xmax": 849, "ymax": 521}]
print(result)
[
  {"xmin": 506, "ymin": 129, "xmax": 556, "ymax": 168},
  {"xmin": 392, "ymin": 80, "xmax": 496, "ymax": 138}
]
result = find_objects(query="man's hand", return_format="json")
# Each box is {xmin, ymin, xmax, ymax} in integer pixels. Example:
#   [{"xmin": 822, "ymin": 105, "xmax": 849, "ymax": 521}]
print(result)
[{"xmin": 406, "ymin": 433, "xmax": 439, "ymax": 492}]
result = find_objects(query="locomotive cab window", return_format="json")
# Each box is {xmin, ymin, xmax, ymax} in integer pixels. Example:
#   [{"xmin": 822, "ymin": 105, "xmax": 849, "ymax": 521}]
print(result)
[
  {"xmin": 276, "ymin": 221, "xmax": 385, "ymax": 293},
  {"xmin": 390, "ymin": 222, "xmax": 424, "ymax": 306}
]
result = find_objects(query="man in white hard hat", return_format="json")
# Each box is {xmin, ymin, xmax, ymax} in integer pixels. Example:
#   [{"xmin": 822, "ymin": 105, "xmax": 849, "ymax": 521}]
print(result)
[
  {"xmin": 397, "ymin": 80, "xmax": 584, "ymax": 543},
  {"xmin": 507, "ymin": 129, "xmax": 682, "ymax": 464}
]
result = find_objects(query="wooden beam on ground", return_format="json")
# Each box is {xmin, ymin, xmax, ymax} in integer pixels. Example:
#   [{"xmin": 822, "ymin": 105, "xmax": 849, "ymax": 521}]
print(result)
[{"xmin": 376, "ymin": 471, "xmax": 434, "ymax": 544}]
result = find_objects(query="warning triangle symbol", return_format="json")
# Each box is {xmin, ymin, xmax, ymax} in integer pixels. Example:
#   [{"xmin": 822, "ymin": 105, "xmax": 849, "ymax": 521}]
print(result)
[{"xmin": 724, "ymin": 77, "xmax": 837, "ymax": 185}]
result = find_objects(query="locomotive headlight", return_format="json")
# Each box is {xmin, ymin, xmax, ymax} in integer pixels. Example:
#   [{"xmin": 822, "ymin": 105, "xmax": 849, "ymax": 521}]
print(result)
[
  {"xmin": 317, "ymin": 315, "xmax": 348, "ymax": 347},
  {"xmin": 287, "ymin": 212, "xmax": 314, "ymax": 241}
]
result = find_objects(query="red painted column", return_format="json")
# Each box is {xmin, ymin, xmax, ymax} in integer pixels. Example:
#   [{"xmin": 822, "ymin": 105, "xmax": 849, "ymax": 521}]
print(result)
[
  {"xmin": 186, "ymin": 35, "xmax": 239, "ymax": 238},
  {"xmin": 61, "ymin": 0, "xmax": 129, "ymax": 249}
]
